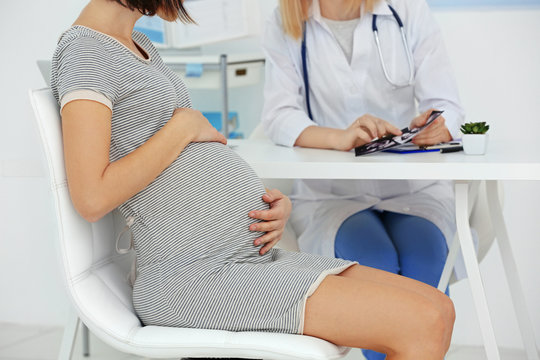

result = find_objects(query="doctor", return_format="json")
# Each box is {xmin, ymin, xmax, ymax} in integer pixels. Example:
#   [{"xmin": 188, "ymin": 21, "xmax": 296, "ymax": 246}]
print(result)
[{"xmin": 262, "ymin": 1, "xmax": 464, "ymax": 357}]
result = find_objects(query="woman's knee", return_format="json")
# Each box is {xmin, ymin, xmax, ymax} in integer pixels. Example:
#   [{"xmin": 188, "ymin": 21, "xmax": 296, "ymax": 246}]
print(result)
[
  {"xmin": 423, "ymin": 295, "xmax": 455, "ymax": 355},
  {"xmin": 421, "ymin": 285, "xmax": 455, "ymax": 341},
  {"xmin": 399, "ymin": 297, "xmax": 454, "ymax": 358},
  {"xmin": 429, "ymin": 285, "xmax": 456, "ymax": 330},
  {"xmin": 440, "ymin": 293, "xmax": 456, "ymax": 343}
]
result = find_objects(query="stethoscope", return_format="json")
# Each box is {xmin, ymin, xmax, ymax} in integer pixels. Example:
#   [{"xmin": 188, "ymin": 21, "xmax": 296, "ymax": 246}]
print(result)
[{"xmin": 301, "ymin": 3, "xmax": 415, "ymax": 120}]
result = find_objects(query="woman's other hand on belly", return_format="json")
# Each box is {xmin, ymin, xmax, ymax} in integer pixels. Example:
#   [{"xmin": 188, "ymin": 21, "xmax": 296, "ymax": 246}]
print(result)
[
  {"xmin": 172, "ymin": 108, "xmax": 227, "ymax": 145},
  {"xmin": 248, "ymin": 189, "xmax": 292, "ymax": 255}
]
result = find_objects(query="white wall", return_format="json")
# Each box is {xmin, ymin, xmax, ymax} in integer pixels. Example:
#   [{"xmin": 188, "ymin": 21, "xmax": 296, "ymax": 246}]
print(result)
[
  {"xmin": 0, "ymin": 0, "xmax": 92, "ymax": 327},
  {"xmin": 1, "ymin": 0, "xmax": 539, "ymax": 351},
  {"xmin": 434, "ymin": 8, "xmax": 540, "ymax": 348}
]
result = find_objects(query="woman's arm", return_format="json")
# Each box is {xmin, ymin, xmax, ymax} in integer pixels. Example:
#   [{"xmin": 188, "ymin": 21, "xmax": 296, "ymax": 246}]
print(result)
[{"xmin": 62, "ymin": 100, "xmax": 225, "ymax": 222}]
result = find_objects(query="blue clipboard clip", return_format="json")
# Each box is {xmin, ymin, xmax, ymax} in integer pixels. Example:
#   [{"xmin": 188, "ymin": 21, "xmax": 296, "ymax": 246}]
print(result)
[
  {"xmin": 383, "ymin": 148, "xmax": 440, "ymax": 154},
  {"xmin": 383, "ymin": 144, "xmax": 464, "ymax": 154}
]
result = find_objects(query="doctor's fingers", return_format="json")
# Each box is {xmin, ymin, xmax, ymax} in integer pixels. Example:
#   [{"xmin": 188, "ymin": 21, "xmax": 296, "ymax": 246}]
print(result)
[
  {"xmin": 354, "ymin": 116, "xmax": 378, "ymax": 138},
  {"xmin": 413, "ymin": 118, "xmax": 447, "ymax": 139},
  {"xmin": 380, "ymin": 121, "xmax": 402, "ymax": 136},
  {"xmin": 357, "ymin": 116, "xmax": 402, "ymax": 138},
  {"xmin": 410, "ymin": 109, "xmax": 436, "ymax": 128},
  {"xmin": 353, "ymin": 127, "xmax": 374, "ymax": 144},
  {"xmin": 413, "ymin": 127, "xmax": 451, "ymax": 145}
]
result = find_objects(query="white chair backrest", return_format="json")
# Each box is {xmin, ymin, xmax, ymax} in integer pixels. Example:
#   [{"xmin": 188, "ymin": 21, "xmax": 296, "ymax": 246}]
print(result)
[
  {"xmin": 469, "ymin": 181, "xmax": 500, "ymax": 262},
  {"xmin": 29, "ymin": 88, "xmax": 140, "ymax": 339}
]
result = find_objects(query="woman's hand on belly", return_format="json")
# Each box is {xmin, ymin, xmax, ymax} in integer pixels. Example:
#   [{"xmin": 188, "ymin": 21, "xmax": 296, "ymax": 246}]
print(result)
[
  {"xmin": 173, "ymin": 108, "xmax": 227, "ymax": 144},
  {"xmin": 248, "ymin": 189, "xmax": 292, "ymax": 255}
]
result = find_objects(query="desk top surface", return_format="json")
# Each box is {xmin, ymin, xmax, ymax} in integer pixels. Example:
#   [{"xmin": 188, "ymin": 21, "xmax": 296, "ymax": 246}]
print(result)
[
  {"xmin": 161, "ymin": 53, "xmax": 265, "ymax": 65},
  {"xmin": 229, "ymin": 139, "xmax": 540, "ymax": 180}
]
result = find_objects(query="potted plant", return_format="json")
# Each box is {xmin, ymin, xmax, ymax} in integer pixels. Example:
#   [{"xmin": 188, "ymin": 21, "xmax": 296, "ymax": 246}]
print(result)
[{"xmin": 460, "ymin": 122, "xmax": 490, "ymax": 155}]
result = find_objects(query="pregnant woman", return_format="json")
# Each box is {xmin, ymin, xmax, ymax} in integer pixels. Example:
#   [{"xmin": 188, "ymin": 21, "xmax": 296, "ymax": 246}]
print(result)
[{"xmin": 50, "ymin": 0, "xmax": 455, "ymax": 358}]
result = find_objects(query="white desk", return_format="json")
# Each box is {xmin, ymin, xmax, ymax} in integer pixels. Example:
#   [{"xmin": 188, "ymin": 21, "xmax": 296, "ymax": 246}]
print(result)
[{"xmin": 229, "ymin": 138, "xmax": 540, "ymax": 360}]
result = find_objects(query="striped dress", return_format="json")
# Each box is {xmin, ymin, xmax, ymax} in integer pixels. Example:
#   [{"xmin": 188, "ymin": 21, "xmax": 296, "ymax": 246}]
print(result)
[{"xmin": 50, "ymin": 26, "xmax": 354, "ymax": 334}]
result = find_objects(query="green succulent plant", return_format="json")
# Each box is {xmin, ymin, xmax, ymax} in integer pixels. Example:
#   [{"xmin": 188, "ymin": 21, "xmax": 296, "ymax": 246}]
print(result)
[{"xmin": 460, "ymin": 122, "xmax": 490, "ymax": 135}]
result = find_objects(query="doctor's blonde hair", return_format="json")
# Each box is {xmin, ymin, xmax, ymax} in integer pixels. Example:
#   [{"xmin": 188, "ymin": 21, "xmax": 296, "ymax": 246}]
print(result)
[{"xmin": 279, "ymin": 0, "xmax": 378, "ymax": 40}]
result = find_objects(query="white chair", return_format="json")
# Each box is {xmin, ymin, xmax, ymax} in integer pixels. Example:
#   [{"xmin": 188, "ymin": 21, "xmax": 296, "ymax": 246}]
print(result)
[
  {"xmin": 29, "ymin": 88, "xmax": 351, "ymax": 360},
  {"xmin": 249, "ymin": 123, "xmax": 499, "ymax": 286}
]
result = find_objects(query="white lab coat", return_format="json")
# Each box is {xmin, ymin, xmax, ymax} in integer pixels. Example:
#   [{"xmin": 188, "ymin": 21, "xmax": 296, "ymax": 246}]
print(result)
[{"xmin": 262, "ymin": 0, "xmax": 469, "ymax": 278}]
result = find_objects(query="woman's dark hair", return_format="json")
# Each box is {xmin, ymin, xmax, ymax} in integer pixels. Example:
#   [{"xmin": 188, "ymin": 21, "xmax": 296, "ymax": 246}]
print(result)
[{"xmin": 113, "ymin": 0, "xmax": 195, "ymax": 23}]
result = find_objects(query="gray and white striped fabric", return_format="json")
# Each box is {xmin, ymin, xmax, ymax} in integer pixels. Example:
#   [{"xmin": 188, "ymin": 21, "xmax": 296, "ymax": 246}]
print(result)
[{"xmin": 50, "ymin": 26, "xmax": 353, "ymax": 334}]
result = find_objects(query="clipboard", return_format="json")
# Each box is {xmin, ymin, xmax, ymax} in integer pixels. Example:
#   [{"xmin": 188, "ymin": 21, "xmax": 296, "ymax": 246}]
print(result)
[
  {"xmin": 354, "ymin": 110, "xmax": 444, "ymax": 156},
  {"xmin": 383, "ymin": 141, "xmax": 463, "ymax": 154}
]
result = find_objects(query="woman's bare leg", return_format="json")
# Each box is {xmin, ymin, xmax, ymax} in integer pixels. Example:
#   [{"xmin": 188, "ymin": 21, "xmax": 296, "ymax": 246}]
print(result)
[
  {"xmin": 339, "ymin": 264, "xmax": 455, "ymax": 352},
  {"xmin": 340, "ymin": 264, "xmax": 450, "ymax": 305},
  {"xmin": 303, "ymin": 264, "xmax": 455, "ymax": 360}
]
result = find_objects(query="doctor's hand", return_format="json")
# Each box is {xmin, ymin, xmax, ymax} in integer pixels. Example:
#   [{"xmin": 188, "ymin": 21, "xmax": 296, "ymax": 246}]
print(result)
[
  {"xmin": 410, "ymin": 109, "xmax": 452, "ymax": 146},
  {"xmin": 335, "ymin": 114, "xmax": 402, "ymax": 151},
  {"xmin": 248, "ymin": 189, "xmax": 292, "ymax": 255}
]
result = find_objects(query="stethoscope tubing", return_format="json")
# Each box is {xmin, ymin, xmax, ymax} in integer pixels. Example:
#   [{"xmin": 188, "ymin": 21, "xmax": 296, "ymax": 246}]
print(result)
[
  {"xmin": 301, "ymin": 3, "xmax": 415, "ymax": 120},
  {"xmin": 301, "ymin": 23, "xmax": 314, "ymax": 121},
  {"xmin": 372, "ymin": 5, "xmax": 415, "ymax": 88}
]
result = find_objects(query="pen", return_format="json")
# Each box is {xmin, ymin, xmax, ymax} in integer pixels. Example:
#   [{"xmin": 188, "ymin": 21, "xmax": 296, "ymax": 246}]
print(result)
[{"xmin": 440, "ymin": 146, "xmax": 463, "ymax": 154}]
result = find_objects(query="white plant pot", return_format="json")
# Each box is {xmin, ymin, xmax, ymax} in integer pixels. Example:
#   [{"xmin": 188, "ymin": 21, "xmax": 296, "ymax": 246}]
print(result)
[{"xmin": 462, "ymin": 134, "xmax": 488, "ymax": 155}]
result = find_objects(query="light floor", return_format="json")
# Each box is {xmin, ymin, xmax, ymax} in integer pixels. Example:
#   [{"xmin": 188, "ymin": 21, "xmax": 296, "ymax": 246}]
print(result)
[{"xmin": 0, "ymin": 323, "xmax": 529, "ymax": 360}]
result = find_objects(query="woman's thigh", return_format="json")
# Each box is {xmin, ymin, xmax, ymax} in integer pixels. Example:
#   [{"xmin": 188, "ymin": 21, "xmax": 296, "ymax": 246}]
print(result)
[
  {"xmin": 381, "ymin": 212, "xmax": 448, "ymax": 288},
  {"xmin": 303, "ymin": 264, "xmax": 454, "ymax": 357},
  {"xmin": 335, "ymin": 210, "xmax": 399, "ymax": 274},
  {"xmin": 339, "ymin": 264, "xmax": 451, "ymax": 314}
]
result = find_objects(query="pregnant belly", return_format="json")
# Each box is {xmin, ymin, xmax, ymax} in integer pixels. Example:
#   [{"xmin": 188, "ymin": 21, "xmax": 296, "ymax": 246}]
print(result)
[{"xmin": 127, "ymin": 142, "xmax": 268, "ymax": 266}]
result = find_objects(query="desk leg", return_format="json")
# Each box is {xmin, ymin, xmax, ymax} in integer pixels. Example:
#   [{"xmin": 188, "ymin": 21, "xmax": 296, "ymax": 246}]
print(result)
[
  {"xmin": 486, "ymin": 180, "xmax": 540, "ymax": 360},
  {"xmin": 455, "ymin": 182, "xmax": 501, "ymax": 360},
  {"xmin": 438, "ymin": 180, "xmax": 481, "ymax": 292}
]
